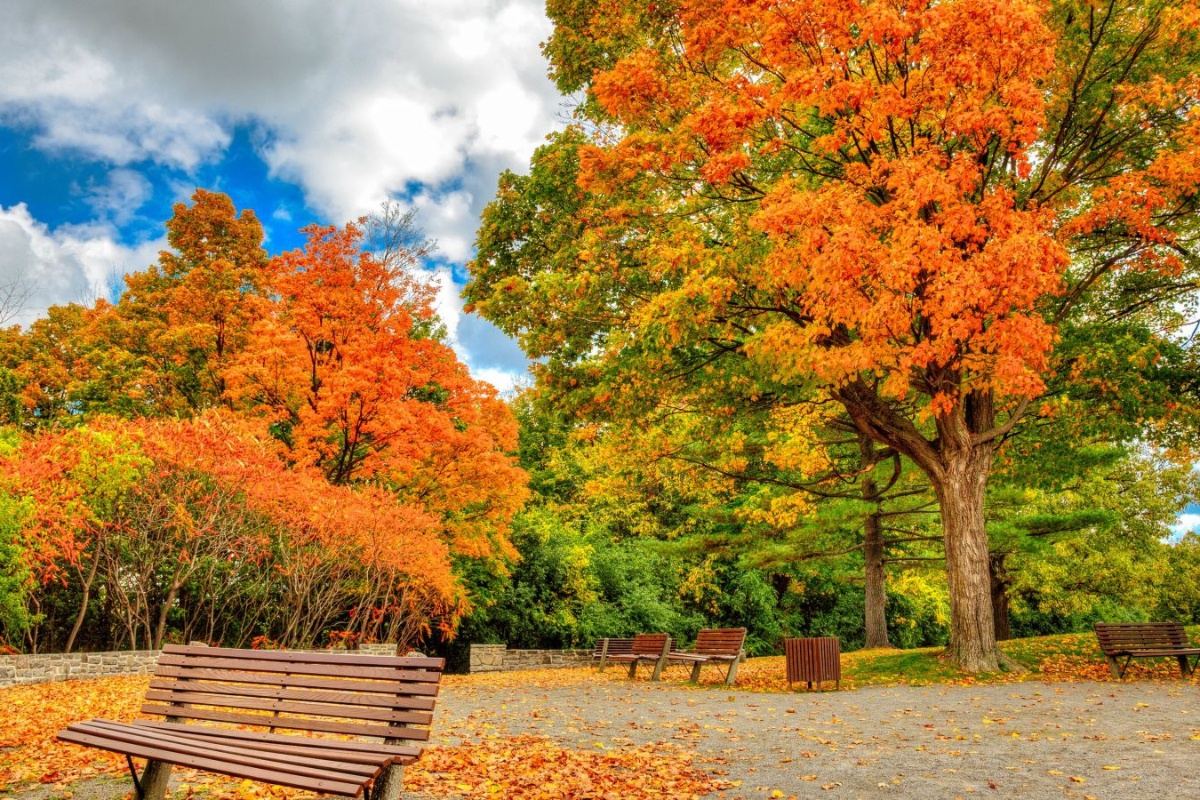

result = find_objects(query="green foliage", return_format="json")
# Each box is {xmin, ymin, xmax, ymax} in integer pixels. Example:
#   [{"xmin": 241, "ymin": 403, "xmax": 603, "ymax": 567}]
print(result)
[
  {"xmin": 1158, "ymin": 534, "xmax": 1200, "ymax": 625},
  {"xmin": 455, "ymin": 505, "xmax": 701, "ymax": 651},
  {"xmin": 0, "ymin": 490, "xmax": 32, "ymax": 643}
]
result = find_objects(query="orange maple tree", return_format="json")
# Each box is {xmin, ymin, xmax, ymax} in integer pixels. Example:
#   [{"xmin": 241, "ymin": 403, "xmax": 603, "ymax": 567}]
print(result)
[
  {"xmin": 1, "ymin": 412, "xmax": 462, "ymax": 653},
  {"xmin": 1, "ymin": 190, "xmax": 528, "ymax": 652},
  {"xmin": 229, "ymin": 222, "xmax": 527, "ymax": 562},
  {"xmin": 116, "ymin": 189, "xmax": 271, "ymax": 414},
  {"xmin": 469, "ymin": 0, "xmax": 1200, "ymax": 669}
]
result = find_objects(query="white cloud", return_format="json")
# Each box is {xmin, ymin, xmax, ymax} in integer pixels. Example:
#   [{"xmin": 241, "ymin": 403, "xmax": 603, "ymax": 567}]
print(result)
[
  {"xmin": 0, "ymin": 204, "xmax": 161, "ymax": 327},
  {"xmin": 1169, "ymin": 513, "xmax": 1200, "ymax": 543},
  {"xmin": 84, "ymin": 168, "xmax": 154, "ymax": 226},
  {"xmin": 0, "ymin": 0, "xmax": 560, "ymax": 232},
  {"xmin": 0, "ymin": 0, "xmax": 551, "ymax": 390}
]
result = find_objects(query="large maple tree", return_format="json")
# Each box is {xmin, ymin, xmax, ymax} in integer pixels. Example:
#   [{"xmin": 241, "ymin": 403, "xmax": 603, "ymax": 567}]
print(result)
[{"xmin": 469, "ymin": 0, "xmax": 1200, "ymax": 669}]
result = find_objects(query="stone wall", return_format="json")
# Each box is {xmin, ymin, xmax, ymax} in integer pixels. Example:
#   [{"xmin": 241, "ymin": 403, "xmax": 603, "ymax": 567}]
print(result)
[
  {"xmin": 0, "ymin": 642, "xmax": 417, "ymax": 689},
  {"xmin": 0, "ymin": 650, "xmax": 160, "ymax": 688},
  {"xmin": 469, "ymin": 644, "xmax": 507, "ymax": 672},
  {"xmin": 468, "ymin": 644, "xmax": 593, "ymax": 673}
]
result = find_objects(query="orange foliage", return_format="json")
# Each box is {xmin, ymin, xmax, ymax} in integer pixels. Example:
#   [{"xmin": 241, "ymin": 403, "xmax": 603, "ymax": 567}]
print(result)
[
  {"xmin": 228, "ymin": 221, "xmax": 526, "ymax": 561},
  {"xmin": 0, "ymin": 675, "xmax": 727, "ymax": 799}
]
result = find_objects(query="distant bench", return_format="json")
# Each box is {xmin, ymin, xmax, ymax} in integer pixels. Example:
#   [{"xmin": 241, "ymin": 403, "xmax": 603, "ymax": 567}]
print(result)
[
  {"xmin": 667, "ymin": 628, "xmax": 746, "ymax": 686},
  {"xmin": 1094, "ymin": 622, "xmax": 1200, "ymax": 679},
  {"xmin": 603, "ymin": 633, "xmax": 672, "ymax": 681},
  {"xmin": 592, "ymin": 638, "xmax": 635, "ymax": 671}
]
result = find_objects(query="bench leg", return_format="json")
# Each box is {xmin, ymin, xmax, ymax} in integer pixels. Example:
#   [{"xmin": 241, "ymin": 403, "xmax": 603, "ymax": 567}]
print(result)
[
  {"xmin": 650, "ymin": 656, "xmax": 666, "ymax": 682},
  {"xmin": 372, "ymin": 763, "xmax": 405, "ymax": 800},
  {"xmin": 138, "ymin": 760, "xmax": 172, "ymax": 800},
  {"xmin": 628, "ymin": 660, "xmax": 637, "ymax": 679},
  {"xmin": 724, "ymin": 657, "xmax": 740, "ymax": 686},
  {"xmin": 689, "ymin": 662, "xmax": 702, "ymax": 684},
  {"xmin": 1106, "ymin": 656, "xmax": 1122, "ymax": 680},
  {"xmin": 1178, "ymin": 654, "xmax": 1192, "ymax": 677},
  {"xmin": 598, "ymin": 639, "xmax": 610, "ymax": 672}
]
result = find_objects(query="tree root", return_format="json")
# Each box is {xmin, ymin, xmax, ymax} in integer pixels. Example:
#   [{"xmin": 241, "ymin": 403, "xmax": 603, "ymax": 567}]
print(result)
[{"xmin": 998, "ymin": 651, "xmax": 1030, "ymax": 673}]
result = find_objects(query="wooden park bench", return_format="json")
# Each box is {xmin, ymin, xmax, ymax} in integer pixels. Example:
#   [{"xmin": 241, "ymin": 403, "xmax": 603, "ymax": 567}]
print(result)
[
  {"xmin": 603, "ymin": 633, "xmax": 672, "ymax": 681},
  {"xmin": 592, "ymin": 637, "xmax": 635, "ymax": 671},
  {"xmin": 56, "ymin": 644, "xmax": 444, "ymax": 800},
  {"xmin": 1094, "ymin": 622, "xmax": 1200, "ymax": 679},
  {"xmin": 666, "ymin": 628, "xmax": 746, "ymax": 686}
]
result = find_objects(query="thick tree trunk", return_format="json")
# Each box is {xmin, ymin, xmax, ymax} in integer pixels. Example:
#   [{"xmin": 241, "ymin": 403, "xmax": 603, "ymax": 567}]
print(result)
[
  {"xmin": 863, "ymin": 509, "xmax": 891, "ymax": 649},
  {"xmin": 989, "ymin": 556, "xmax": 1012, "ymax": 642},
  {"xmin": 934, "ymin": 446, "xmax": 1001, "ymax": 672}
]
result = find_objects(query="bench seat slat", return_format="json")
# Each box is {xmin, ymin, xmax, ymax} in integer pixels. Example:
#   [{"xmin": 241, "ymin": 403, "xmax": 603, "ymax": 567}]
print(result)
[
  {"xmin": 666, "ymin": 652, "xmax": 737, "ymax": 662},
  {"xmin": 133, "ymin": 720, "xmax": 421, "ymax": 760},
  {"xmin": 148, "ymin": 678, "xmax": 436, "ymax": 710},
  {"xmin": 140, "ymin": 704, "xmax": 431, "ymax": 741},
  {"xmin": 85, "ymin": 720, "xmax": 385, "ymax": 774},
  {"xmin": 152, "ymin": 666, "xmax": 439, "ymax": 696},
  {"xmin": 143, "ymin": 689, "xmax": 434, "ymax": 725},
  {"xmin": 58, "ymin": 727, "xmax": 364, "ymax": 797},
  {"xmin": 161, "ymin": 643, "xmax": 443, "ymax": 671},
  {"xmin": 156, "ymin": 654, "xmax": 440, "ymax": 683},
  {"xmin": 75, "ymin": 721, "xmax": 381, "ymax": 780}
]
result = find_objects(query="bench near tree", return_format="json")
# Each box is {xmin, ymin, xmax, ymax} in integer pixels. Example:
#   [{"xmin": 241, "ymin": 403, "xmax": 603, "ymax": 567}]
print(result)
[
  {"xmin": 1094, "ymin": 622, "xmax": 1200, "ymax": 679},
  {"xmin": 665, "ymin": 628, "xmax": 747, "ymax": 686},
  {"xmin": 56, "ymin": 644, "xmax": 444, "ymax": 799}
]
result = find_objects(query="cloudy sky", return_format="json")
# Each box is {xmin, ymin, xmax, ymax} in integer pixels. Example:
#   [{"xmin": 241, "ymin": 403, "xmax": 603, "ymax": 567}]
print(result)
[{"xmin": 0, "ymin": 0, "xmax": 557, "ymax": 391}]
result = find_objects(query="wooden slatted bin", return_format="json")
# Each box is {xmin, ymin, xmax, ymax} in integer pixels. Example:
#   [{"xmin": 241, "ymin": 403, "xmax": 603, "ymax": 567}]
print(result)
[{"xmin": 784, "ymin": 637, "xmax": 841, "ymax": 691}]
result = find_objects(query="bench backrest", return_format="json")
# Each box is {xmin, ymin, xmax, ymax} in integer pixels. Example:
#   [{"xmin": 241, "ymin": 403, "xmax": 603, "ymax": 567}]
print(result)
[
  {"xmin": 146, "ymin": 644, "xmax": 445, "ymax": 743},
  {"xmin": 593, "ymin": 638, "xmax": 636, "ymax": 657},
  {"xmin": 630, "ymin": 633, "xmax": 670, "ymax": 656},
  {"xmin": 1094, "ymin": 622, "xmax": 1190, "ymax": 655},
  {"xmin": 692, "ymin": 628, "xmax": 746, "ymax": 656}
]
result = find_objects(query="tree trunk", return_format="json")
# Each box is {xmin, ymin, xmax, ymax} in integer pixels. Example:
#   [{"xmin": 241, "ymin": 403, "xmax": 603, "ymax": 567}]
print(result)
[
  {"xmin": 933, "ymin": 446, "xmax": 1001, "ymax": 672},
  {"xmin": 989, "ymin": 555, "xmax": 1012, "ymax": 642},
  {"xmin": 65, "ymin": 550, "xmax": 100, "ymax": 654},
  {"xmin": 153, "ymin": 580, "xmax": 182, "ymax": 652},
  {"xmin": 859, "ymin": 435, "xmax": 891, "ymax": 649},
  {"xmin": 863, "ymin": 511, "xmax": 890, "ymax": 648}
]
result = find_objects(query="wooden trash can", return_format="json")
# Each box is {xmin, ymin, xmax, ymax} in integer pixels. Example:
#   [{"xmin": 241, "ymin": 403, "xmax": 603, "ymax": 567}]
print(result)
[{"xmin": 785, "ymin": 637, "xmax": 841, "ymax": 691}]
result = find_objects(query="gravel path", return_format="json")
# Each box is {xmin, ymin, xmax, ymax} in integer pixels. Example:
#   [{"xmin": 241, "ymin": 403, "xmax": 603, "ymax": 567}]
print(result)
[
  {"xmin": 24, "ymin": 673, "xmax": 1200, "ymax": 799},
  {"xmin": 432, "ymin": 674, "xmax": 1200, "ymax": 799}
]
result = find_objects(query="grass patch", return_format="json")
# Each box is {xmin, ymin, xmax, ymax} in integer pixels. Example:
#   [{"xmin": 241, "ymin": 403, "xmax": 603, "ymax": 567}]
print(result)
[{"xmin": 693, "ymin": 626, "xmax": 1200, "ymax": 693}]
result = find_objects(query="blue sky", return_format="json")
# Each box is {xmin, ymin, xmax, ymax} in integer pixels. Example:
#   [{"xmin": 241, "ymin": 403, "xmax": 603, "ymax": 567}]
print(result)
[{"xmin": 0, "ymin": 0, "xmax": 553, "ymax": 392}]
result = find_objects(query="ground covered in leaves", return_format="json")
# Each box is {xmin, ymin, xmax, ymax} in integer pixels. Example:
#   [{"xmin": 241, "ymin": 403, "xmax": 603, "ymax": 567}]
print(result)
[{"xmin": 4, "ymin": 631, "xmax": 1200, "ymax": 798}]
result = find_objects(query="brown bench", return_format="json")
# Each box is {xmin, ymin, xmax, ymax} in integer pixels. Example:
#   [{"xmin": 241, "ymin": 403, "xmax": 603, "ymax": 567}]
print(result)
[
  {"xmin": 666, "ymin": 628, "xmax": 746, "ymax": 686},
  {"xmin": 592, "ymin": 637, "xmax": 635, "ymax": 671},
  {"xmin": 56, "ymin": 644, "xmax": 444, "ymax": 799},
  {"xmin": 603, "ymin": 633, "xmax": 672, "ymax": 681},
  {"xmin": 1094, "ymin": 622, "xmax": 1200, "ymax": 679}
]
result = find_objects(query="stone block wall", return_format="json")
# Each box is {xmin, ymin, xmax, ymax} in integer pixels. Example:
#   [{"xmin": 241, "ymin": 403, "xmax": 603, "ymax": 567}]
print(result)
[
  {"xmin": 468, "ymin": 644, "xmax": 593, "ymax": 673},
  {"xmin": 0, "ymin": 643, "xmax": 424, "ymax": 689},
  {"xmin": 469, "ymin": 644, "xmax": 507, "ymax": 672},
  {"xmin": 0, "ymin": 650, "xmax": 160, "ymax": 689}
]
